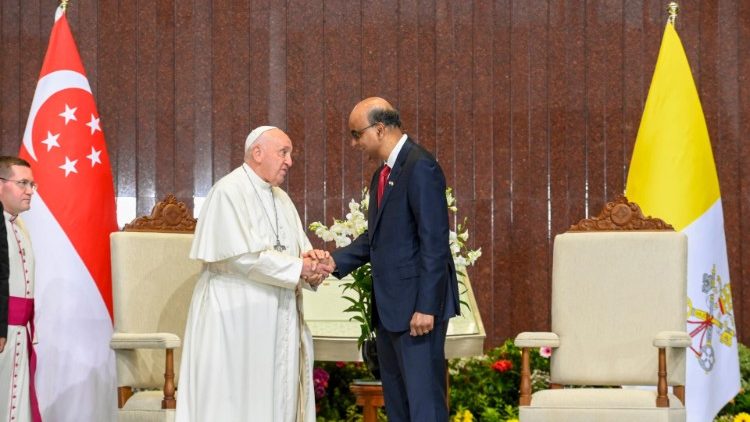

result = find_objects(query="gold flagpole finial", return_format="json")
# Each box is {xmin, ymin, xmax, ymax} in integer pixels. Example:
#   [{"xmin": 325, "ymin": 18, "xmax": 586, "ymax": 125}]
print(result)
[
  {"xmin": 667, "ymin": 2, "xmax": 679, "ymax": 26},
  {"xmin": 60, "ymin": 0, "xmax": 70, "ymax": 11}
]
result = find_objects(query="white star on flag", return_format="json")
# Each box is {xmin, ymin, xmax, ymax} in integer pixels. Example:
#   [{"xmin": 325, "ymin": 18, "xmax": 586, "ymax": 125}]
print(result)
[
  {"xmin": 59, "ymin": 103, "xmax": 77, "ymax": 125},
  {"xmin": 59, "ymin": 156, "xmax": 78, "ymax": 177},
  {"xmin": 86, "ymin": 146, "xmax": 102, "ymax": 167},
  {"xmin": 86, "ymin": 113, "xmax": 101, "ymax": 135},
  {"xmin": 41, "ymin": 131, "xmax": 61, "ymax": 151}
]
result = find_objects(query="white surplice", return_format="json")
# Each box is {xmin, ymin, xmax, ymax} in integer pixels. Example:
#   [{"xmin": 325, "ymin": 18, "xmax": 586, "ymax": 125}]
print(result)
[
  {"xmin": 176, "ymin": 163, "xmax": 316, "ymax": 422},
  {"xmin": 0, "ymin": 213, "xmax": 36, "ymax": 422}
]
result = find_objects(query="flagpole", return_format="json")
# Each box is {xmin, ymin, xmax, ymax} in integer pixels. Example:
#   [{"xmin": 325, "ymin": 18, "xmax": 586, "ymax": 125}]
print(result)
[
  {"xmin": 667, "ymin": 2, "xmax": 679, "ymax": 26},
  {"xmin": 59, "ymin": 0, "xmax": 70, "ymax": 12}
]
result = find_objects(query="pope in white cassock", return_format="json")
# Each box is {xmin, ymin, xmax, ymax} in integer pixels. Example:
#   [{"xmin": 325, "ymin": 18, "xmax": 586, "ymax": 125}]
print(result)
[{"xmin": 176, "ymin": 127, "xmax": 332, "ymax": 422}]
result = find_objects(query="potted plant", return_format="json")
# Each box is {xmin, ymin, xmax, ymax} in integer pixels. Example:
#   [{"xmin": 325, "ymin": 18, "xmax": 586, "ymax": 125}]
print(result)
[{"xmin": 309, "ymin": 188, "xmax": 481, "ymax": 378}]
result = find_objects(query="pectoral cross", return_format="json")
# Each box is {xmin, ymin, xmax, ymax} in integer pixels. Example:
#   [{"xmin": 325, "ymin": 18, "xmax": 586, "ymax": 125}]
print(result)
[{"xmin": 274, "ymin": 241, "xmax": 286, "ymax": 252}]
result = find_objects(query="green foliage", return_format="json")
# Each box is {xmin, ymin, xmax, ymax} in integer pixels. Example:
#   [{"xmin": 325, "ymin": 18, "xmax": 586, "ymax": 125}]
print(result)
[
  {"xmin": 339, "ymin": 264, "xmax": 374, "ymax": 348},
  {"xmin": 448, "ymin": 339, "xmax": 550, "ymax": 420},
  {"xmin": 314, "ymin": 361, "xmax": 373, "ymax": 422},
  {"xmin": 314, "ymin": 340, "xmax": 543, "ymax": 421},
  {"xmin": 718, "ymin": 343, "xmax": 750, "ymax": 417}
]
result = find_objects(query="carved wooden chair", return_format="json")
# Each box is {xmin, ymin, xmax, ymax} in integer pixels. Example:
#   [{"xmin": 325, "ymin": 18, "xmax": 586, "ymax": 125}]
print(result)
[
  {"xmin": 110, "ymin": 195, "xmax": 201, "ymax": 422},
  {"xmin": 515, "ymin": 197, "xmax": 689, "ymax": 422}
]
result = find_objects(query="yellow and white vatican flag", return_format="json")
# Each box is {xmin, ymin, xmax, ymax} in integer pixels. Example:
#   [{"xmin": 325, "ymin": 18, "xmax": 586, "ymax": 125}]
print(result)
[{"xmin": 625, "ymin": 21, "xmax": 740, "ymax": 422}]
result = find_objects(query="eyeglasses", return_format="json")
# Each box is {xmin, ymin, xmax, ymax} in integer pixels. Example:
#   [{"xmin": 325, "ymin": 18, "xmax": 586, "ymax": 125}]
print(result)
[
  {"xmin": 350, "ymin": 122, "xmax": 379, "ymax": 140},
  {"xmin": 0, "ymin": 177, "xmax": 38, "ymax": 191}
]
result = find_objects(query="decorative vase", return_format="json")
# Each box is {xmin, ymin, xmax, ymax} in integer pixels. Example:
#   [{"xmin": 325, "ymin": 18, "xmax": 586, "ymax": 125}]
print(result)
[{"xmin": 361, "ymin": 338, "xmax": 380, "ymax": 380}]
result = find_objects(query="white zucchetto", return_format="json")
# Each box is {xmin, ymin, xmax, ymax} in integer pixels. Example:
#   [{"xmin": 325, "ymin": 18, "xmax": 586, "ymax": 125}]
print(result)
[{"xmin": 244, "ymin": 126, "xmax": 278, "ymax": 152}]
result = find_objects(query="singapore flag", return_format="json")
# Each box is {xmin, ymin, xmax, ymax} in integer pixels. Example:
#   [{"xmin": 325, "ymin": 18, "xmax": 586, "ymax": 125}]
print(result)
[{"xmin": 19, "ymin": 5, "xmax": 117, "ymax": 421}]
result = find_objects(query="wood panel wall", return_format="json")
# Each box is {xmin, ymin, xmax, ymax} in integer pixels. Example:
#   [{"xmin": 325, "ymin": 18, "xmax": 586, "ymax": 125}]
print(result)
[{"xmin": 1, "ymin": 0, "xmax": 748, "ymax": 349}]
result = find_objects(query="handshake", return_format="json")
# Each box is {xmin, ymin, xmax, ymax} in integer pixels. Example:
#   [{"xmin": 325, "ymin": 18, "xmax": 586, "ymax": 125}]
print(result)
[{"xmin": 300, "ymin": 249, "xmax": 336, "ymax": 287}]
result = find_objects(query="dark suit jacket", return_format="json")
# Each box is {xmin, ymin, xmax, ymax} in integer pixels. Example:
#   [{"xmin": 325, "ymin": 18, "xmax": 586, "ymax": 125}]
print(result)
[
  {"xmin": 0, "ymin": 204, "xmax": 9, "ymax": 338},
  {"xmin": 332, "ymin": 138, "xmax": 459, "ymax": 332}
]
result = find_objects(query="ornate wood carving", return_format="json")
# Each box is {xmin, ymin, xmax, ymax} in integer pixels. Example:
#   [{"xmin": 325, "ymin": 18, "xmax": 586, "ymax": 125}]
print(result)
[
  {"xmin": 568, "ymin": 196, "xmax": 674, "ymax": 232},
  {"xmin": 123, "ymin": 194, "xmax": 197, "ymax": 233}
]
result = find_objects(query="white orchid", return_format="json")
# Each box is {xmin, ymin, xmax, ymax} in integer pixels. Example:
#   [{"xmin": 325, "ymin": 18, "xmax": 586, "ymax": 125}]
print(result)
[
  {"xmin": 454, "ymin": 255, "xmax": 469, "ymax": 269},
  {"xmin": 450, "ymin": 238, "xmax": 462, "ymax": 255},
  {"xmin": 445, "ymin": 187, "xmax": 458, "ymax": 213},
  {"xmin": 334, "ymin": 235, "xmax": 352, "ymax": 248},
  {"xmin": 467, "ymin": 249, "xmax": 482, "ymax": 266}
]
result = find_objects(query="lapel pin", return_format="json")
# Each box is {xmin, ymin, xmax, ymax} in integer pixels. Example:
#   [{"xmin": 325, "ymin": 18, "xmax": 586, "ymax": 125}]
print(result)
[{"xmin": 388, "ymin": 181, "xmax": 394, "ymax": 186}]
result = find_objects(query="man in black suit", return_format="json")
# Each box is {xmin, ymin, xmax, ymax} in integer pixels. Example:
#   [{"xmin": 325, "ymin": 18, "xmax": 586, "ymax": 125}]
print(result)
[{"xmin": 327, "ymin": 97, "xmax": 459, "ymax": 421}]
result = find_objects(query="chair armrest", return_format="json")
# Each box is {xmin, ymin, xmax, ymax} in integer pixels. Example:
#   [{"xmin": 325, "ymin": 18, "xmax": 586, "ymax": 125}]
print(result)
[
  {"xmin": 111, "ymin": 332, "xmax": 181, "ymax": 350},
  {"xmin": 515, "ymin": 332, "xmax": 560, "ymax": 348},
  {"xmin": 653, "ymin": 331, "xmax": 691, "ymax": 348},
  {"xmin": 517, "ymin": 331, "xmax": 560, "ymax": 407}
]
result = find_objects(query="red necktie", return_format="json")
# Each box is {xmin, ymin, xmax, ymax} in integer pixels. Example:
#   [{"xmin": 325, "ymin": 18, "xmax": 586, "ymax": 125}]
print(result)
[{"xmin": 377, "ymin": 165, "xmax": 391, "ymax": 207}]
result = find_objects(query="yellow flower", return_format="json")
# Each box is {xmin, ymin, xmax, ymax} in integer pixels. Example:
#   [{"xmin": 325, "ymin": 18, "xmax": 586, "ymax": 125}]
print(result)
[
  {"xmin": 734, "ymin": 413, "xmax": 750, "ymax": 422},
  {"xmin": 451, "ymin": 409, "xmax": 474, "ymax": 422},
  {"xmin": 506, "ymin": 419, "xmax": 519, "ymax": 422}
]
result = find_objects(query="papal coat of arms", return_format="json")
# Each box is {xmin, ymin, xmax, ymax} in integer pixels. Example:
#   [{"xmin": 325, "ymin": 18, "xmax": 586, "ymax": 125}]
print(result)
[{"xmin": 687, "ymin": 264, "xmax": 736, "ymax": 372}]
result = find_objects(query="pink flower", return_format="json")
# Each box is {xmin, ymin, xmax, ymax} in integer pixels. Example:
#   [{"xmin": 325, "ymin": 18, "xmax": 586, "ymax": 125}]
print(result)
[
  {"xmin": 335, "ymin": 361, "xmax": 346, "ymax": 368},
  {"xmin": 491, "ymin": 359, "xmax": 513, "ymax": 373},
  {"xmin": 539, "ymin": 346, "xmax": 552, "ymax": 358},
  {"xmin": 313, "ymin": 368, "xmax": 330, "ymax": 400}
]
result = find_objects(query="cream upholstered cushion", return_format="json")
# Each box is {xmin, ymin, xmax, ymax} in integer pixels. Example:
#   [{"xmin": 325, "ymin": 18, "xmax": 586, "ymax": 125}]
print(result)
[
  {"xmin": 121, "ymin": 392, "xmax": 176, "ymax": 420},
  {"xmin": 520, "ymin": 389, "xmax": 686, "ymax": 422},
  {"xmin": 549, "ymin": 231, "xmax": 687, "ymax": 387},
  {"xmin": 111, "ymin": 232, "xmax": 201, "ymax": 389},
  {"xmin": 118, "ymin": 410, "xmax": 175, "ymax": 422},
  {"xmin": 529, "ymin": 389, "xmax": 683, "ymax": 409},
  {"xmin": 118, "ymin": 391, "xmax": 178, "ymax": 422}
]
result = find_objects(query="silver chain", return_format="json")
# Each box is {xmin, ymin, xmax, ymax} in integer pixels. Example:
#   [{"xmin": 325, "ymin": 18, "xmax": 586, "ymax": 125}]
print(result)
[{"xmin": 242, "ymin": 166, "xmax": 286, "ymax": 252}]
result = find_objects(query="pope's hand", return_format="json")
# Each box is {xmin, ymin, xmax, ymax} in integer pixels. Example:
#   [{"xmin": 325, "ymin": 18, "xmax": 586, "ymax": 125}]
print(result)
[
  {"xmin": 301, "ymin": 256, "xmax": 320, "ymax": 279},
  {"xmin": 305, "ymin": 273, "xmax": 326, "ymax": 287}
]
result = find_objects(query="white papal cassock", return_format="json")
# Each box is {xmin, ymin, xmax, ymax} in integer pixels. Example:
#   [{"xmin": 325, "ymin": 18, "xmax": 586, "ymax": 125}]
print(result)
[
  {"xmin": 0, "ymin": 212, "xmax": 37, "ymax": 422},
  {"xmin": 176, "ymin": 163, "xmax": 316, "ymax": 422}
]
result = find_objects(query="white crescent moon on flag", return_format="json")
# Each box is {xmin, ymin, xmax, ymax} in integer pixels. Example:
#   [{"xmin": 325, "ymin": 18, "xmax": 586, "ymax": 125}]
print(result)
[{"xmin": 22, "ymin": 70, "xmax": 91, "ymax": 162}]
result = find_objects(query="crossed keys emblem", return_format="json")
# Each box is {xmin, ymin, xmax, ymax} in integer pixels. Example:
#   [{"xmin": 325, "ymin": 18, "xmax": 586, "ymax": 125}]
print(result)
[{"xmin": 686, "ymin": 265, "xmax": 736, "ymax": 372}]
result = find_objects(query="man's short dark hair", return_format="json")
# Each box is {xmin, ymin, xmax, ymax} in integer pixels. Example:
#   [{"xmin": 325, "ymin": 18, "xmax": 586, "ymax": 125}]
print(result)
[
  {"xmin": 368, "ymin": 107, "xmax": 402, "ymax": 128},
  {"xmin": 0, "ymin": 156, "xmax": 30, "ymax": 179}
]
